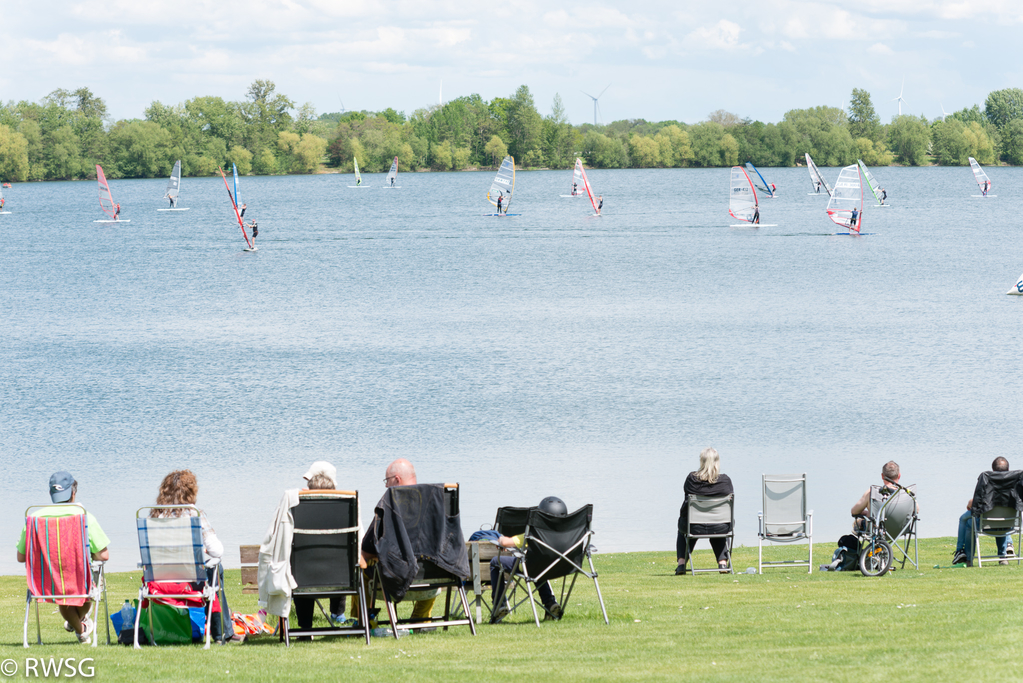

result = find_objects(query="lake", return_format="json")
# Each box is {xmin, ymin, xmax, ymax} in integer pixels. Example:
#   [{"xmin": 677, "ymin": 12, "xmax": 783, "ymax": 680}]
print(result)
[{"xmin": 2, "ymin": 164, "xmax": 1021, "ymax": 575}]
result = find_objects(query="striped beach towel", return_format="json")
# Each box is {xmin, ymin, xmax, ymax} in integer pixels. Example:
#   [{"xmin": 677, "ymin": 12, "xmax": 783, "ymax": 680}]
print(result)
[
  {"xmin": 137, "ymin": 516, "xmax": 205, "ymax": 583},
  {"xmin": 25, "ymin": 514, "xmax": 91, "ymax": 607}
]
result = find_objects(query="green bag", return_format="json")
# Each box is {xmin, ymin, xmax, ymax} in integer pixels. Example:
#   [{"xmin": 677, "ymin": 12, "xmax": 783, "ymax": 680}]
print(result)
[{"xmin": 141, "ymin": 600, "xmax": 193, "ymax": 645}]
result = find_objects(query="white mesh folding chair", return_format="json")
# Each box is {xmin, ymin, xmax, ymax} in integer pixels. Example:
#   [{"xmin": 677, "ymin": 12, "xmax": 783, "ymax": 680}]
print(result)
[
  {"xmin": 685, "ymin": 495, "xmax": 734, "ymax": 575},
  {"xmin": 871, "ymin": 484, "xmax": 919, "ymax": 570},
  {"xmin": 972, "ymin": 506, "xmax": 1022, "ymax": 568},
  {"xmin": 22, "ymin": 504, "xmax": 109, "ymax": 647},
  {"xmin": 134, "ymin": 506, "xmax": 220, "ymax": 649},
  {"xmin": 757, "ymin": 474, "xmax": 812, "ymax": 574}
]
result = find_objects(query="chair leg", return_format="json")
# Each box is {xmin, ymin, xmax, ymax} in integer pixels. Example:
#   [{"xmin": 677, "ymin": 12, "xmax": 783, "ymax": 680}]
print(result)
[
  {"xmin": 23, "ymin": 593, "xmax": 30, "ymax": 648},
  {"xmin": 524, "ymin": 579, "xmax": 540, "ymax": 627},
  {"xmin": 758, "ymin": 537, "xmax": 763, "ymax": 575},
  {"xmin": 133, "ymin": 588, "xmax": 144, "ymax": 650},
  {"xmin": 358, "ymin": 577, "xmax": 370, "ymax": 646},
  {"xmin": 455, "ymin": 584, "xmax": 477, "ymax": 636},
  {"xmin": 588, "ymin": 554, "xmax": 609, "ymax": 625}
]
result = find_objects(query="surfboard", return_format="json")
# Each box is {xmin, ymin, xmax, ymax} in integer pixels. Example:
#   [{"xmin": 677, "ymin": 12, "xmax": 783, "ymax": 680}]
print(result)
[
  {"xmin": 243, "ymin": 246, "xmax": 259, "ymax": 252},
  {"xmin": 484, "ymin": 213, "xmax": 521, "ymax": 217},
  {"xmin": 0, "ymin": 211, "xmax": 10, "ymax": 215},
  {"xmin": 95, "ymin": 219, "xmax": 131, "ymax": 223},
  {"xmin": 731, "ymin": 223, "xmax": 778, "ymax": 227},
  {"xmin": 157, "ymin": 208, "xmax": 191, "ymax": 211},
  {"xmin": 972, "ymin": 195, "xmax": 998, "ymax": 198}
]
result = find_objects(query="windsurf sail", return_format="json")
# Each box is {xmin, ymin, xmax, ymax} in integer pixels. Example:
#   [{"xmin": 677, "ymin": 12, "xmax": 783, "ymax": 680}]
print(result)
[
  {"xmin": 1008, "ymin": 273, "xmax": 1023, "ymax": 295},
  {"xmin": 805, "ymin": 153, "xmax": 832, "ymax": 196},
  {"xmin": 96, "ymin": 164, "xmax": 116, "ymax": 219},
  {"xmin": 857, "ymin": 160, "xmax": 885, "ymax": 206},
  {"xmin": 386, "ymin": 156, "xmax": 398, "ymax": 186},
  {"xmin": 219, "ymin": 166, "xmax": 253, "ymax": 249},
  {"xmin": 487, "ymin": 155, "xmax": 516, "ymax": 212},
  {"xmin": 729, "ymin": 165, "xmax": 758, "ymax": 223},
  {"xmin": 165, "ymin": 160, "xmax": 181, "ymax": 201},
  {"xmin": 354, "ymin": 157, "xmax": 362, "ymax": 185},
  {"xmin": 745, "ymin": 162, "xmax": 775, "ymax": 198},
  {"xmin": 969, "ymin": 157, "xmax": 991, "ymax": 195},
  {"xmin": 574, "ymin": 158, "xmax": 600, "ymax": 214},
  {"xmin": 827, "ymin": 164, "xmax": 864, "ymax": 233},
  {"xmin": 232, "ymin": 163, "xmax": 241, "ymax": 206},
  {"xmin": 570, "ymin": 159, "xmax": 585, "ymax": 196}
]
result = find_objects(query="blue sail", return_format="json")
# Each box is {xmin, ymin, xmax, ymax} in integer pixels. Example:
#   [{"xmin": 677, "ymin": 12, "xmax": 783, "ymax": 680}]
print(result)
[
  {"xmin": 232, "ymin": 163, "xmax": 240, "ymax": 206},
  {"xmin": 745, "ymin": 162, "xmax": 774, "ymax": 198}
]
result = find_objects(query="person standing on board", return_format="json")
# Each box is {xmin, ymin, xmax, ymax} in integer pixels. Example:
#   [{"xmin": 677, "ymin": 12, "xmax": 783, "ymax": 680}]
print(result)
[
  {"xmin": 114, "ymin": 203, "xmax": 121, "ymax": 220},
  {"xmin": 815, "ymin": 181, "xmax": 821, "ymax": 194},
  {"xmin": 167, "ymin": 194, "xmax": 176, "ymax": 209},
  {"xmin": 248, "ymin": 219, "xmax": 258, "ymax": 247},
  {"xmin": 880, "ymin": 188, "xmax": 887, "ymax": 205},
  {"xmin": 496, "ymin": 193, "xmax": 504, "ymax": 215},
  {"xmin": 597, "ymin": 195, "xmax": 603, "ymax": 215},
  {"xmin": 572, "ymin": 182, "xmax": 578, "ymax": 196},
  {"xmin": 390, "ymin": 176, "xmax": 395, "ymax": 188},
  {"xmin": 239, "ymin": 203, "xmax": 247, "ymax": 219},
  {"xmin": 752, "ymin": 206, "xmax": 760, "ymax": 224},
  {"xmin": 850, "ymin": 207, "xmax": 859, "ymax": 229},
  {"xmin": 770, "ymin": 183, "xmax": 777, "ymax": 195},
  {"xmin": 982, "ymin": 181, "xmax": 989, "ymax": 197}
]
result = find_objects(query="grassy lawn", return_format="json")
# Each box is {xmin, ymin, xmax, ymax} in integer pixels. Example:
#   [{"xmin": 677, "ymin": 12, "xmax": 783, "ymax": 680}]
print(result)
[{"xmin": 2, "ymin": 536, "xmax": 1021, "ymax": 682}]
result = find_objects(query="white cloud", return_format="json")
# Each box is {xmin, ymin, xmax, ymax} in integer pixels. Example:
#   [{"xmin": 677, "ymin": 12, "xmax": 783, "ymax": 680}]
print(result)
[
  {"xmin": 868, "ymin": 43, "xmax": 895, "ymax": 55},
  {"xmin": 684, "ymin": 20, "xmax": 744, "ymax": 51}
]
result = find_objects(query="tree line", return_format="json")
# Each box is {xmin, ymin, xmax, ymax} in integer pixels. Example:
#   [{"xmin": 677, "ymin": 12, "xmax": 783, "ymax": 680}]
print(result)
[{"xmin": 2, "ymin": 81, "xmax": 1023, "ymax": 183}]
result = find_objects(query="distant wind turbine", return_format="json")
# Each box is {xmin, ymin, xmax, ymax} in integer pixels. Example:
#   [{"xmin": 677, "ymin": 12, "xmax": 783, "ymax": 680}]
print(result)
[
  {"xmin": 581, "ymin": 84, "xmax": 611, "ymax": 126},
  {"xmin": 940, "ymin": 103, "xmax": 949, "ymax": 121},
  {"xmin": 891, "ymin": 79, "xmax": 908, "ymax": 116},
  {"xmin": 337, "ymin": 95, "xmax": 346, "ymax": 114}
]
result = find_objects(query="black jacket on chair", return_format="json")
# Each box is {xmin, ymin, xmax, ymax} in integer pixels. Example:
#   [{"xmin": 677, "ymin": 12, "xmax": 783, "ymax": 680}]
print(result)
[
  {"xmin": 363, "ymin": 484, "xmax": 470, "ymax": 601},
  {"xmin": 971, "ymin": 470, "xmax": 1023, "ymax": 517}
]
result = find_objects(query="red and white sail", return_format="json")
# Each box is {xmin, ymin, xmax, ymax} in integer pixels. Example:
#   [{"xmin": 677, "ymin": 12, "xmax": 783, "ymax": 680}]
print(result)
[
  {"xmin": 969, "ymin": 157, "xmax": 991, "ymax": 195},
  {"xmin": 575, "ymin": 158, "xmax": 599, "ymax": 214},
  {"xmin": 571, "ymin": 159, "xmax": 585, "ymax": 196},
  {"xmin": 218, "ymin": 166, "xmax": 253, "ymax": 249},
  {"xmin": 729, "ymin": 165, "xmax": 758, "ymax": 223},
  {"xmin": 826, "ymin": 164, "xmax": 864, "ymax": 233},
  {"xmin": 96, "ymin": 165, "xmax": 116, "ymax": 219}
]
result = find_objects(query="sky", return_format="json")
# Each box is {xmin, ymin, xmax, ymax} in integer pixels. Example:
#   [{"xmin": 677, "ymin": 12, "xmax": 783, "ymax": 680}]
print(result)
[{"xmin": 1, "ymin": 0, "xmax": 1021, "ymax": 127}]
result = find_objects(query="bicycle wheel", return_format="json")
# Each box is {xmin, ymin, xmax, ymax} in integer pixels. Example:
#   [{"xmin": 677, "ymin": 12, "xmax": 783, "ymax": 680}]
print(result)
[{"xmin": 859, "ymin": 539, "xmax": 892, "ymax": 576}]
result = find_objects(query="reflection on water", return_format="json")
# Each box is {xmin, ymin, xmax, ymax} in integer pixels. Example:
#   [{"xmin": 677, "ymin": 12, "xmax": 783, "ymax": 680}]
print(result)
[{"xmin": 2, "ymin": 166, "xmax": 1022, "ymax": 575}]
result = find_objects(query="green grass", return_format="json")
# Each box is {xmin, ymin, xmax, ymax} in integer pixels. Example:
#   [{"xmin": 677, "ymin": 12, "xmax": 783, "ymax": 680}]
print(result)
[{"xmin": 2, "ymin": 537, "xmax": 1022, "ymax": 681}]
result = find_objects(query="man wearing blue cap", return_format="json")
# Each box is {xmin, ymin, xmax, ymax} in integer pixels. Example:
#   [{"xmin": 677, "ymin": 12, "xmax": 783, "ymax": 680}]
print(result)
[{"xmin": 16, "ymin": 471, "xmax": 110, "ymax": 644}]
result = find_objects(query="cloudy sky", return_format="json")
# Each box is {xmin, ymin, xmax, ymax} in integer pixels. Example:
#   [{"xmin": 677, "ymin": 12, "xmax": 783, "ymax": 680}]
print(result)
[{"xmin": 2, "ymin": 0, "xmax": 1020, "ymax": 126}]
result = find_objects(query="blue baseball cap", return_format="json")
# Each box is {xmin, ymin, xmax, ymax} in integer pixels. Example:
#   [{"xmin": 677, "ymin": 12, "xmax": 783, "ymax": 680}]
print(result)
[{"xmin": 49, "ymin": 471, "xmax": 75, "ymax": 503}]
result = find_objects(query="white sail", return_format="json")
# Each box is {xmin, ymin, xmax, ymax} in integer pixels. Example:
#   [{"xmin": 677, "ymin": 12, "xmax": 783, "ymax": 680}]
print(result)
[
  {"xmin": 576, "ymin": 159, "xmax": 600, "ymax": 214},
  {"xmin": 827, "ymin": 164, "xmax": 864, "ymax": 233},
  {"xmin": 571, "ymin": 159, "xmax": 585, "ymax": 196},
  {"xmin": 354, "ymin": 158, "xmax": 362, "ymax": 185},
  {"xmin": 857, "ymin": 160, "xmax": 885, "ymax": 205},
  {"xmin": 487, "ymin": 155, "xmax": 515, "ymax": 212},
  {"xmin": 969, "ymin": 157, "xmax": 991, "ymax": 195},
  {"xmin": 165, "ymin": 160, "xmax": 181, "ymax": 199},
  {"xmin": 386, "ymin": 156, "xmax": 398, "ymax": 186},
  {"xmin": 805, "ymin": 153, "xmax": 832, "ymax": 196},
  {"xmin": 729, "ymin": 166, "xmax": 758, "ymax": 223},
  {"xmin": 1008, "ymin": 273, "xmax": 1023, "ymax": 295}
]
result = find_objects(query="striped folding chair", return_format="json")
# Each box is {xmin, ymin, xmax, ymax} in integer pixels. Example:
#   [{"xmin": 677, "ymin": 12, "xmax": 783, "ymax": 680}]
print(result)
[
  {"xmin": 23, "ymin": 504, "xmax": 109, "ymax": 648},
  {"xmin": 135, "ymin": 506, "xmax": 219, "ymax": 649}
]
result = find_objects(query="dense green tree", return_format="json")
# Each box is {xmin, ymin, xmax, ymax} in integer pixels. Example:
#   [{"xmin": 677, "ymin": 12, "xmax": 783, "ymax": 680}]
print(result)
[
  {"xmin": 848, "ymin": 88, "xmax": 881, "ymax": 143},
  {"xmin": 582, "ymin": 131, "xmax": 628, "ymax": 168},
  {"xmin": 931, "ymin": 119, "xmax": 971, "ymax": 165},
  {"xmin": 242, "ymin": 80, "xmax": 295, "ymax": 154},
  {"xmin": 887, "ymin": 115, "xmax": 930, "ymax": 165},
  {"xmin": 984, "ymin": 88, "xmax": 1023, "ymax": 130},
  {"xmin": 1001, "ymin": 119, "xmax": 1023, "ymax": 165},
  {"xmin": 781, "ymin": 106, "xmax": 855, "ymax": 166},
  {"xmin": 541, "ymin": 94, "xmax": 574, "ymax": 169},
  {"xmin": 107, "ymin": 120, "xmax": 174, "ymax": 178},
  {"xmin": 0, "ymin": 124, "xmax": 30, "ymax": 181},
  {"xmin": 504, "ymin": 85, "xmax": 543, "ymax": 163},
  {"xmin": 484, "ymin": 135, "xmax": 507, "ymax": 166},
  {"xmin": 654, "ymin": 125, "xmax": 692, "ymax": 167}
]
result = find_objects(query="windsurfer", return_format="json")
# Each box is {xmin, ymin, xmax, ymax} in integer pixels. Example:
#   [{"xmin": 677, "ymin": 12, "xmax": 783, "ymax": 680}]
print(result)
[
  {"xmin": 752, "ymin": 206, "xmax": 760, "ymax": 224},
  {"xmin": 880, "ymin": 188, "xmax": 887, "ymax": 204},
  {"xmin": 239, "ymin": 203, "xmax": 247, "ymax": 219},
  {"xmin": 850, "ymin": 207, "xmax": 859, "ymax": 228},
  {"xmin": 983, "ymin": 181, "xmax": 989, "ymax": 197},
  {"xmin": 391, "ymin": 176, "xmax": 395, "ymax": 187},
  {"xmin": 168, "ymin": 195, "xmax": 176, "ymax": 208},
  {"xmin": 497, "ymin": 193, "xmax": 504, "ymax": 215},
  {"xmin": 815, "ymin": 181, "xmax": 821, "ymax": 194},
  {"xmin": 0, "ymin": 198, "xmax": 4, "ymax": 210},
  {"xmin": 597, "ymin": 196, "xmax": 603, "ymax": 214},
  {"xmin": 115, "ymin": 203, "xmax": 121, "ymax": 220},
  {"xmin": 572, "ymin": 182, "xmax": 578, "ymax": 196},
  {"xmin": 248, "ymin": 220, "xmax": 258, "ymax": 246},
  {"xmin": 771, "ymin": 183, "xmax": 777, "ymax": 195}
]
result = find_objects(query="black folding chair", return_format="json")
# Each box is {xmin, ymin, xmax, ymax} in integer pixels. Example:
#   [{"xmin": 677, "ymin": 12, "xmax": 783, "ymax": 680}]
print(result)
[
  {"xmin": 493, "ymin": 504, "xmax": 608, "ymax": 627},
  {"xmin": 280, "ymin": 490, "xmax": 369, "ymax": 646},
  {"xmin": 368, "ymin": 484, "xmax": 476, "ymax": 637}
]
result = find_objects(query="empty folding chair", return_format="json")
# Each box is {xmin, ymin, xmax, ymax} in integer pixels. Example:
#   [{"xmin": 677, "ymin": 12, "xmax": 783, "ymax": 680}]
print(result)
[
  {"xmin": 493, "ymin": 504, "xmax": 608, "ymax": 627},
  {"xmin": 280, "ymin": 490, "xmax": 369, "ymax": 645},
  {"xmin": 367, "ymin": 484, "xmax": 476, "ymax": 637},
  {"xmin": 685, "ymin": 495, "xmax": 735, "ymax": 575},
  {"xmin": 134, "ymin": 506, "xmax": 222, "ymax": 649},
  {"xmin": 758, "ymin": 474, "xmax": 812, "ymax": 574},
  {"xmin": 23, "ymin": 504, "xmax": 109, "ymax": 647}
]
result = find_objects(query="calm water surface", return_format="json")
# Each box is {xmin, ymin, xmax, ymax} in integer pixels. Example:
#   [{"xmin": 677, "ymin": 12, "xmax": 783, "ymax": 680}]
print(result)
[{"xmin": 2, "ymin": 165, "xmax": 1022, "ymax": 575}]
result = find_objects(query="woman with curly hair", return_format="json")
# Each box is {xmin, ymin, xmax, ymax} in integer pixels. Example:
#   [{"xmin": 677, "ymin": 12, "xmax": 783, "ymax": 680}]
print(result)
[{"xmin": 146, "ymin": 470, "xmax": 232, "ymax": 643}]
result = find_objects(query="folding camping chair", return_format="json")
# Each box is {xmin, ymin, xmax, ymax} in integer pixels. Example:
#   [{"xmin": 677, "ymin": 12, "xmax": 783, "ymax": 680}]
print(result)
[
  {"xmin": 684, "ymin": 494, "xmax": 735, "ymax": 575},
  {"xmin": 23, "ymin": 504, "xmax": 109, "ymax": 648},
  {"xmin": 873, "ymin": 484, "xmax": 919, "ymax": 570},
  {"xmin": 279, "ymin": 490, "xmax": 370, "ymax": 646},
  {"xmin": 134, "ymin": 505, "xmax": 222, "ymax": 650},
  {"xmin": 758, "ymin": 474, "xmax": 813, "ymax": 574},
  {"xmin": 491, "ymin": 504, "xmax": 608, "ymax": 627},
  {"xmin": 368, "ymin": 484, "xmax": 476, "ymax": 637},
  {"xmin": 972, "ymin": 506, "xmax": 1023, "ymax": 568}
]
